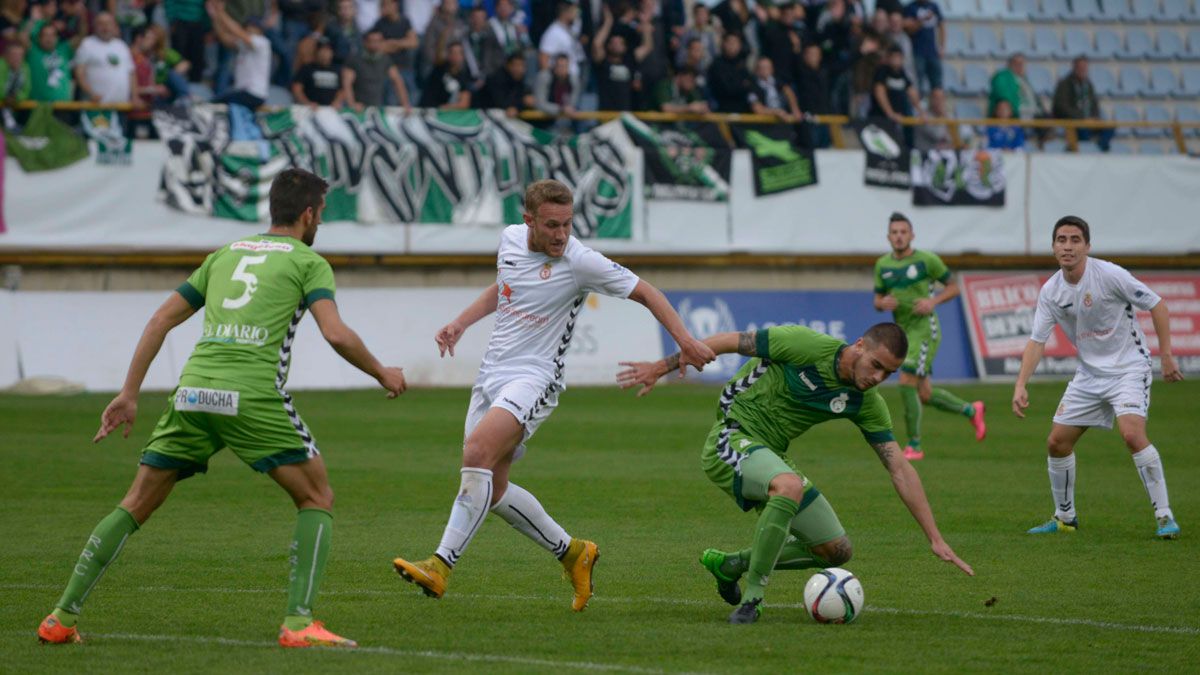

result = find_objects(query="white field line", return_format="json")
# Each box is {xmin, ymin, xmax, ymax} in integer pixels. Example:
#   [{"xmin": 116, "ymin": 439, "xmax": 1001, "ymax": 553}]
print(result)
[{"xmin": 5, "ymin": 582, "xmax": 1198, "ymax": 637}]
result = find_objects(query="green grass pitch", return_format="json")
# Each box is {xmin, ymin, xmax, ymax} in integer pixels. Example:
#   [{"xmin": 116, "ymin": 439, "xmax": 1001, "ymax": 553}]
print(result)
[{"xmin": 2, "ymin": 381, "xmax": 1198, "ymax": 672}]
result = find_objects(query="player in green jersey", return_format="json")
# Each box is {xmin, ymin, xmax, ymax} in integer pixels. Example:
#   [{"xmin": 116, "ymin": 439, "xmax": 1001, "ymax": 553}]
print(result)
[
  {"xmin": 36, "ymin": 169, "xmax": 408, "ymax": 649},
  {"xmin": 873, "ymin": 212, "xmax": 986, "ymax": 461},
  {"xmin": 619, "ymin": 323, "xmax": 974, "ymax": 624}
]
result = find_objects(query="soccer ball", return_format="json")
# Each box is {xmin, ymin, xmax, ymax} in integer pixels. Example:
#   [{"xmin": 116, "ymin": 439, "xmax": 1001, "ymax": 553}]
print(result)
[{"xmin": 803, "ymin": 568, "xmax": 864, "ymax": 624}]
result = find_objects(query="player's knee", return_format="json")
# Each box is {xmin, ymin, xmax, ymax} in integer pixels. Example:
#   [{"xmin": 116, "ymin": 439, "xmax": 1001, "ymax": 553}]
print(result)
[
  {"xmin": 462, "ymin": 437, "xmax": 500, "ymax": 469},
  {"xmin": 1120, "ymin": 430, "xmax": 1149, "ymax": 452},
  {"xmin": 814, "ymin": 536, "xmax": 853, "ymax": 566},
  {"xmin": 1046, "ymin": 435, "xmax": 1074, "ymax": 457},
  {"xmin": 767, "ymin": 472, "xmax": 805, "ymax": 502},
  {"xmin": 118, "ymin": 495, "xmax": 163, "ymax": 525}
]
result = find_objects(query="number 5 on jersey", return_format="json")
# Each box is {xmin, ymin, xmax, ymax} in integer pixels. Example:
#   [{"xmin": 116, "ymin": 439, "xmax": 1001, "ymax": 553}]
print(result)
[{"xmin": 223, "ymin": 255, "xmax": 268, "ymax": 309}]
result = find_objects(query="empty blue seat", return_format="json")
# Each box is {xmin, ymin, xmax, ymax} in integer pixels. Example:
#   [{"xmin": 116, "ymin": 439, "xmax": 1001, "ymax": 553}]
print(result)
[
  {"xmin": 1067, "ymin": 0, "xmax": 1105, "ymax": 21},
  {"xmin": 976, "ymin": 0, "xmax": 1004, "ymax": 19},
  {"xmin": 1009, "ymin": 0, "xmax": 1040, "ymax": 20},
  {"xmin": 1187, "ymin": 28, "xmax": 1200, "ymax": 58},
  {"xmin": 962, "ymin": 63, "xmax": 992, "ymax": 94},
  {"xmin": 1138, "ymin": 104, "xmax": 1172, "ymax": 137},
  {"xmin": 1156, "ymin": 0, "xmax": 1189, "ymax": 22},
  {"xmin": 943, "ymin": 64, "xmax": 965, "ymax": 95},
  {"xmin": 1034, "ymin": 0, "xmax": 1071, "ymax": 21},
  {"xmin": 1176, "ymin": 104, "xmax": 1200, "ymax": 137},
  {"xmin": 1032, "ymin": 27, "xmax": 1064, "ymax": 58},
  {"xmin": 1091, "ymin": 64, "xmax": 1120, "ymax": 95},
  {"xmin": 1064, "ymin": 27, "xmax": 1096, "ymax": 59},
  {"xmin": 1027, "ymin": 63, "xmax": 1055, "ymax": 95},
  {"xmin": 968, "ymin": 26, "xmax": 1002, "ymax": 58},
  {"xmin": 1123, "ymin": 27, "xmax": 1154, "ymax": 59},
  {"xmin": 1111, "ymin": 103, "xmax": 1140, "ymax": 137},
  {"xmin": 941, "ymin": 0, "xmax": 977, "ymax": 20},
  {"xmin": 1182, "ymin": 66, "xmax": 1200, "ymax": 94},
  {"xmin": 1137, "ymin": 140, "xmax": 1169, "ymax": 153},
  {"xmin": 1094, "ymin": 28, "xmax": 1122, "ymax": 58},
  {"xmin": 945, "ymin": 24, "xmax": 971, "ymax": 58},
  {"xmin": 1147, "ymin": 65, "xmax": 1179, "ymax": 96},
  {"xmin": 1041, "ymin": 138, "xmax": 1067, "ymax": 152},
  {"xmin": 1117, "ymin": 65, "xmax": 1150, "ymax": 96},
  {"xmin": 1129, "ymin": 0, "xmax": 1160, "ymax": 21},
  {"xmin": 1002, "ymin": 26, "xmax": 1032, "ymax": 55},
  {"xmin": 1109, "ymin": 140, "xmax": 1136, "ymax": 153},
  {"xmin": 1098, "ymin": 0, "xmax": 1131, "ymax": 21},
  {"xmin": 1151, "ymin": 29, "xmax": 1185, "ymax": 59},
  {"xmin": 955, "ymin": 100, "xmax": 984, "ymax": 120}
]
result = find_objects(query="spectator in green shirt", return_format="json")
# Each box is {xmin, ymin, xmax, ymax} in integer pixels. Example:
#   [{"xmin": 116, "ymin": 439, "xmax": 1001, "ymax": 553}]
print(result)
[
  {"xmin": 27, "ymin": 22, "xmax": 74, "ymax": 102},
  {"xmin": 0, "ymin": 41, "xmax": 31, "ymax": 103}
]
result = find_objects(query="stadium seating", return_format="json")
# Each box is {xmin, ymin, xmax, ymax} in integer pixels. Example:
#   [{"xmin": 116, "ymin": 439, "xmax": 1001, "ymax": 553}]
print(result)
[
  {"xmin": 1109, "ymin": 139, "xmax": 1136, "ymax": 153},
  {"xmin": 1147, "ymin": 65, "xmax": 1179, "ymax": 97},
  {"xmin": 1064, "ymin": 27, "xmax": 1096, "ymax": 59},
  {"xmin": 1097, "ymin": 0, "xmax": 1131, "ymax": 22},
  {"xmin": 969, "ymin": 25, "xmax": 1002, "ymax": 58},
  {"xmin": 1187, "ymin": 28, "xmax": 1200, "ymax": 59},
  {"xmin": 1157, "ymin": 0, "xmax": 1190, "ymax": 22},
  {"xmin": 1032, "ymin": 27, "xmax": 1065, "ymax": 59},
  {"xmin": 1177, "ymin": 104, "xmax": 1200, "ymax": 136},
  {"xmin": 942, "ymin": 0, "xmax": 976, "ymax": 21},
  {"xmin": 1123, "ymin": 28, "xmax": 1155, "ymax": 60},
  {"xmin": 1027, "ymin": 63, "xmax": 1056, "ymax": 96},
  {"xmin": 1129, "ymin": 0, "xmax": 1161, "ymax": 22},
  {"xmin": 1150, "ymin": 30, "xmax": 1184, "ymax": 60},
  {"xmin": 1067, "ymin": 0, "xmax": 1105, "ymax": 22},
  {"xmin": 1182, "ymin": 66, "xmax": 1200, "ymax": 95},
  {"xmin": 1139, "ymin": 103, "xmax": 1173, "ymax": 136},
  {"xmin": 945, "ymin": 24, "xmax": 970, "ymax": 58},
  {"xmin": 1093, "ymin": 28, "xmax": 1122, "ymax": 59},
  {"xmin": 1117, "ymin": 65, "xmax": 1150, "ymax": 97},
  {"xmin": 955, "ymin": 99, "xmax": 985, "ymax": 120},
  {"xmin": 1008, "ymin": 0, "xmax": 1040, "ymax": 20},
  {"xmin": 1091, "ymin": 64, "xmax": 1119, "ymax": 95},
  {"xmin": 962, "ymin": 63, "xmax": 992, "ymax": 95},
  {"xmin": 1033, "ymin": 0, "xmax": 1071, "ymax": 22},
  {"xmin": 1002, "ymin": 26, "xmax": 1032, "ymax": 56},
  {"xmin": 1111, "ymin": 102, "xmax": 1140, "ymax": 136}
]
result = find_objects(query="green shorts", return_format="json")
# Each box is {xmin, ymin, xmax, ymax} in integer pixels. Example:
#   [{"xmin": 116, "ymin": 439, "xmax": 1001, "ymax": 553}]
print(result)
[
  {"xmin": 902, "ymin": 318, "xmax": 941, "ymax": 377},
  {"xmin": 701, "ymin": 419, "xmax": 846, "ymax": 547},
  {"xmin": 141, "ymin": 375, "xmax": 318, "ymax": 480}
]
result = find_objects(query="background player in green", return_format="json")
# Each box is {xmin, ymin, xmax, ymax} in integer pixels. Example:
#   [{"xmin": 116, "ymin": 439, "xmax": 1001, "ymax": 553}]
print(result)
[
  {"xmin": 36, "ymin": 169, "xmax": 408, "ymax": 648},
  {"xmin": 873, "ymin": 212, "xmax": 986, "ymax": 461},
  {"xmin": 619, "ymin": 323, "xmax": 974, "ymax": 624}
]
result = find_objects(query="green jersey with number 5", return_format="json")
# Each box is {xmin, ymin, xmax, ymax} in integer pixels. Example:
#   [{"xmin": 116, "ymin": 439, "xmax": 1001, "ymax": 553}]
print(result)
[{"xmin": 175, "ymin": 234, "xmax": 336, "ymax": 388}]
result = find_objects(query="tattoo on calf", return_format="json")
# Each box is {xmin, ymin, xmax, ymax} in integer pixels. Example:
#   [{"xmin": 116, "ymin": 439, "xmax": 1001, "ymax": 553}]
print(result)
[{"xmin": 737, "ymin": 330, "xmax": 757, "ymax": 356}]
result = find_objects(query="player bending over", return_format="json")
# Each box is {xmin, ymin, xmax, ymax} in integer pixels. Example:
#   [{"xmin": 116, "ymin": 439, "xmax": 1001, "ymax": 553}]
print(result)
[
  {"xmin": 37, "ymin": 169, "xmax": 407, "ymax": 648},
  {"xmin": 619, "ymin": 323, "xmax": 973, "ymax": 624},
  {"xmin": 392, "ymin": 179, "xmax": 715, "ymax": 610},
  {"xmin": 1013, "ymin": 215, "xmax": 1182, "ymax": 539}
]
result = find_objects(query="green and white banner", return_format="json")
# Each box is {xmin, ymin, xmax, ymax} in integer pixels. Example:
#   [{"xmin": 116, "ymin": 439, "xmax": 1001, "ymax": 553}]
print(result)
[{"xmin": 153, "ymin": 105, "xmax": 640, "ymax": 239}]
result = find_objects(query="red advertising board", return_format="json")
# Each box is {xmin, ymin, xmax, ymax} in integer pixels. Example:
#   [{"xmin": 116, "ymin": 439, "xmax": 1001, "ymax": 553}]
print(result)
[{"xmin": 960, "ymin": 272, "xmax": 1200, "ymax": 379}]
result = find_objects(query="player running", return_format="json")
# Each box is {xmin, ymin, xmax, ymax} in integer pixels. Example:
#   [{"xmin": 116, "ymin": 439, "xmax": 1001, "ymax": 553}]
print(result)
[
  {"xmin": 873, "ymin": 212, "xmax": 986, "ymax": 460},
  {"xmin": 392, "ymin": 179, "xmax": 715, "ymax": 611},
  {"xmin": 1013, "ymin": 216, "xmax": 1182, "ymax": 539},
  {"xmin": 37, "ymin": 169, "xmax": 407, "ymax": 648},
  {"xmin": 619, "ymin": 323, "xmax": 973, "ymax": 624}
]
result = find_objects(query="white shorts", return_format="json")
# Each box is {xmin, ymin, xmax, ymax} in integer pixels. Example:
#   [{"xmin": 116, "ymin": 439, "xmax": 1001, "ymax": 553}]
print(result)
[
  {"xmin": 464, "ymin": 371, "xmax": 560, "ymax": 461},
  {"xmin": 1052, "ymin": 369, "xmax": 1151, "ymax": 429}
]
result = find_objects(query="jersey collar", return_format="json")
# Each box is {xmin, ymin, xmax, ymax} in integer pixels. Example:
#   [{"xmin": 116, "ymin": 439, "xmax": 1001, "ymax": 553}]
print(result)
[{"xmin": 833, "ymin": 343, "xmax": 854, "ymax": 387}]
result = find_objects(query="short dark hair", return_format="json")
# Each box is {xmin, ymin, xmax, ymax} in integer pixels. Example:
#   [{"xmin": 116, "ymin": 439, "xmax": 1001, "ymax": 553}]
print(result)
[
  {"xmin": 888, "ymin": 211, "xmax": 912, "ymax": 229},
  {"xmin": 1052, "ymin": 215, "xmax": 1090, "ymax": 244},
  {"xmin": 269, "ymin": 168, "xmax": 329, "ymax": 225},
  {"xmin": 863, "ymin": 322, "xmax": 909, "ymax": 360}
]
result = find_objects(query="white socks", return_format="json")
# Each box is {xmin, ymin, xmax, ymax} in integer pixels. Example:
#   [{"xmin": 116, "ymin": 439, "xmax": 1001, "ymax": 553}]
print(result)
[
  {"xmin": 1048, "ymin": 454, "xmax": 1077, "ymax": 522},
  {"xmin": 491, "ymin": 482, "xmax": 571, "ymax": 559},
  {"xmin": 435, "ymin": 468, "xmax": 493, "ymax": 567},
  {"xmin": 1131, "ymin": 445, "xmax": 1173, "ymax": 520}
]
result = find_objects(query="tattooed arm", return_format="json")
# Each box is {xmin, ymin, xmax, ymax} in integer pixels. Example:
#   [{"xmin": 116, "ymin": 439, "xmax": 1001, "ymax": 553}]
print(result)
[
  {"xmin": 617, "ymin": 330, "xmax": 758, "ymax": 397},
  {"xmin": 871, "ymin": 439, "xmax": 975, "ymax": 576}
]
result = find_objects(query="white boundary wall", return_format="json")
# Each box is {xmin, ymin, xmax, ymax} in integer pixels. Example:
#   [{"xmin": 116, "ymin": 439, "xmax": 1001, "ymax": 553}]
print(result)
[
  {"xmin": 6, "ymin": 145, "xmax": 1199, "ymax": 255},
  {"xmin": 0, "ymin": 288, "xmax": 664, "ymax": 391}
]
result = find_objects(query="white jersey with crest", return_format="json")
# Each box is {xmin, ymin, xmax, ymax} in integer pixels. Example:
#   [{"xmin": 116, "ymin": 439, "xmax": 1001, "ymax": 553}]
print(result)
[
  {"xmin": 1030, "ymin": 257, "xmax": 1161, "ymax": 375},
  {"xmin": 481, "ymin": 224, "xmax": 640, "ymax": 385}
]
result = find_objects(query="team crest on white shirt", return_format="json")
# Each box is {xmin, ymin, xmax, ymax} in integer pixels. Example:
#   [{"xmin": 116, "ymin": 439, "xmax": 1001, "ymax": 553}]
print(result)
[
  {"xmin": 540, "ymin": 263, "xmax": 552, "ymax": 280},
  {"xmin": 500, "ymin": 281, "xmax": 514, "ymax": 303},
  {"xmin": 1083, "ymin": 292, "xmax": 1092, "ymax": 308}
]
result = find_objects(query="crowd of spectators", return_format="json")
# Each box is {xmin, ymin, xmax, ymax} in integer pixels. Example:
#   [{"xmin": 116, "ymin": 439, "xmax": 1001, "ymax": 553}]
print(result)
[{"xmin": 0, "ymin": 0, "xmax": 1118, "ymax": 150}]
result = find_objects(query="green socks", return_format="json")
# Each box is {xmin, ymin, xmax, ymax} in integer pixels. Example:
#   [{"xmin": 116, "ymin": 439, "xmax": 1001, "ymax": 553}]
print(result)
[
  {"xmin": 725, "ymin": 538, "xmax": 830, "ymax": 574},
  {"xmin": 900, "ymin": 384, "xmax": 922, "ymax": 447},
  {"xmin": 55, "ymin": 507, "xmax": 140, "ymax": 618},
  {"xmin": 744, "ymin": 496, "xmax": 800, "ymax": 603},
  {"xmin": 930, "ymin": 388, "xmax": 974, "ymax": 417},
  {"xmin": 285, "ymin": 508, "xmax": 333, "ymax": 630}
]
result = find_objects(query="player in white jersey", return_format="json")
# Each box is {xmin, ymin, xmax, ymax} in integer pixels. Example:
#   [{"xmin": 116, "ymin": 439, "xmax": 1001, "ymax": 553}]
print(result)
[
  {"xmin": 1012, "ymin": 216, "xmax": 1182, "ymax": 539},
  {"xmin": 393, "ymin": 179, "xmax": 716, "ymax": 609}
]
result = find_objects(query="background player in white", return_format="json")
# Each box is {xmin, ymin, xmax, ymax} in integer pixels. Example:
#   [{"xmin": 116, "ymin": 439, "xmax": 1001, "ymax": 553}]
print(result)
[
  {"xmin": 393, "ymin": 179, "xmax": 716, "ymax": 610},
  {"xmin": 1013, "ymin": 216, "xmax": 1182, "ymax": 539}
]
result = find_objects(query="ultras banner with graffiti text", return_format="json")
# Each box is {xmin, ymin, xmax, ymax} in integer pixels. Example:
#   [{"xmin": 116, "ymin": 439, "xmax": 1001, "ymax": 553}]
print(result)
[
  {"xmin": 621, "ymin": 115, "xmax": 731, "ymax": 202},
  {"xmin": 960, "ymin": 272, "xmax": 1200, "ymax": 379},
  {"xmin": 153, "ymin": 105, "xmax": 640, "ymax": 238}
]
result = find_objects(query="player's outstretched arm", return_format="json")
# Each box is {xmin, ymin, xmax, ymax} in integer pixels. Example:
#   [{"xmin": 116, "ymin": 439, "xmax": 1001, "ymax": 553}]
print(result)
[
  {"xmin": 1149, "ymin": 301, "xmax": 1183, "ymax": 382},
  {"xmin": 871, "ymin": 440, "xmax": 975, "ymax": 576},
  {"xmin": 1012, "ymin": 340, "xmax": 1046, "ymax": 418},
  {"xmin": 435, "ymin": 282, "xmax": 499, "ymax": 357},
  {"xmin": 627, "ymin": 280, "xmax": 716, "ymax": 375},
  {"xmin": 95, "ymin": 292, "xmax": 198, "ymax": 443},
  {"xmin": 310, "ymin": 298, "xmax": 407, "ymax": 398},
  {"xmin": 618, "ymin": 330, "xmax": 755, "ymax": 397}
]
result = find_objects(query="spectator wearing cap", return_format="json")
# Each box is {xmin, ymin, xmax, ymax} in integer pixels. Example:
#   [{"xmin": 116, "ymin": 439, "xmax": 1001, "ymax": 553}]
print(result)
[
  {"xmin": 474, "ymin": 51, "xmax": 533, "ymax": 117},
  {"xmin": 1052, "ymin": 55, "xmax": 1111, "ymax": 152},
  {"xmin": 420, "ymin": 39, "xmax": 470, "ymax": 109},
  {"xmin": 343, "ymin": 28, "xmax": 410, "ymax": 110},
  {"xmin": 901, "ymin": 0, "xmax": 943, "ymax": 95},
  {"xmin": 205, "ymin": 0, "xmax": 270, "ymax": 108},
  {"xmin": 749, "ymin": 55, "xmax": 800, "ymax": 122},
  {"xmin": 293, "ymin": 36, "xmax": 344, "ymax": 107},
  {"xmin": 871, "ymin": 44, "xmax": 923, "ymax": 145},
  {"xmin": 708, "ymin": 30, "xmax": 753, "ymax": 113},
  {"xmin": 660, "ymin": 65, "xmax": 709, "ymax": 114},
  {"xmin": 73, "ymin": 12, "xmax": 135, "ymax": 104},
  {"xmin": 533, "ymin": 52, "xmax": 578, "ymax": 118},
  {"xmin": 27, "ymin": 21, "xmax": 74, "ymax": 102}
]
